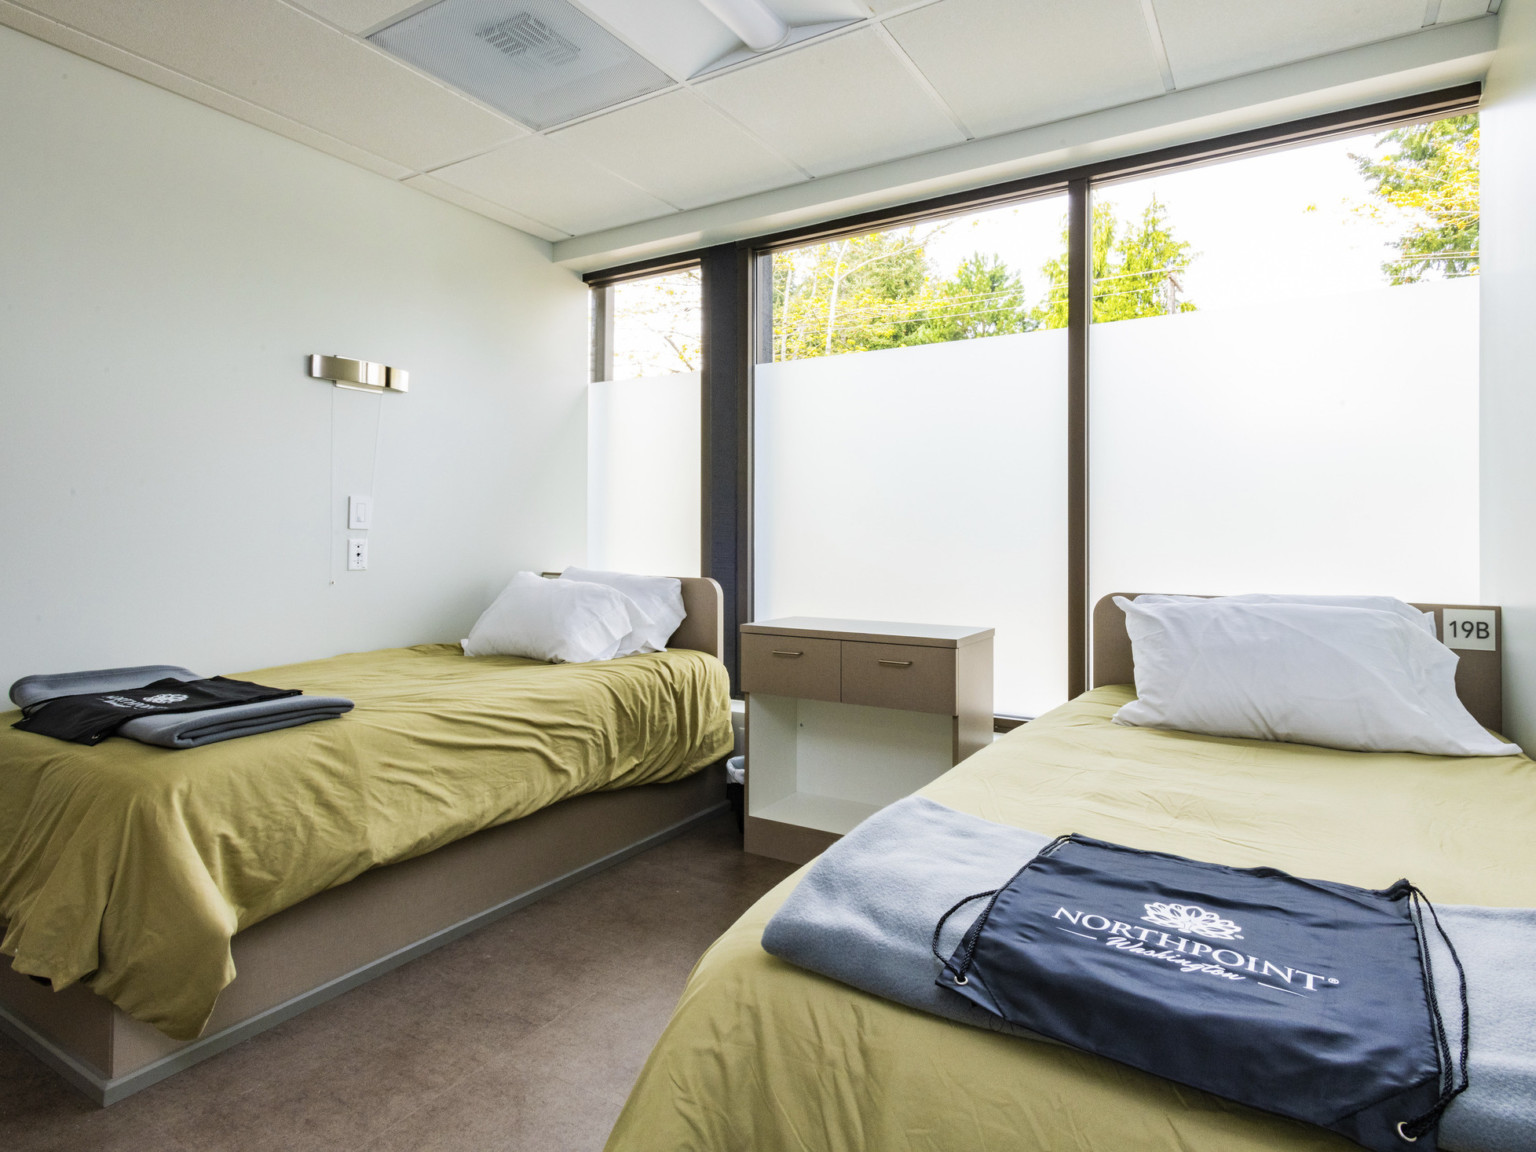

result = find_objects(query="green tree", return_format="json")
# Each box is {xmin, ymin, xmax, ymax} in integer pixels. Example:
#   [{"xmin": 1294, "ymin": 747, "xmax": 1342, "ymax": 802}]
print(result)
[
  {"xmin": 1031, "ymin": 196, "xmax": 1197, "ymax": 329},
  {"xmin": 903, "ymin": 253, "xmax": 1034, "ymax": 343},
  {"xmin": 1351, "ymin": 114, "xmax": 1479, "ymax": 284},
  {"xmin": 773, "ymin": 228, "xmax": 936, "ymax": 359},
  {"xmin": 773, "ymin": 229, "xmax": 1045, "ymax": 359}
]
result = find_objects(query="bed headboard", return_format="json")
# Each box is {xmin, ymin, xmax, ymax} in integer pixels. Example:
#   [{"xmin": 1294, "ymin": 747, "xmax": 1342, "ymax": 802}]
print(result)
[
  {"xmin": 1092, "ymin": 593, "xmax": 1504, "ymax": 733},
  {"xmin": 670, "ymin": 577, "xmax": 725, "ymax": 660}
]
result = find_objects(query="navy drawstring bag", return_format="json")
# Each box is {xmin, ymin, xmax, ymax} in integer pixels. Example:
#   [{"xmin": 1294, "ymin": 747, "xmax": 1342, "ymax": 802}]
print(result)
[{"xmin": 933, "ymin": 835, "xmax": 1467, "ymax": 1152}]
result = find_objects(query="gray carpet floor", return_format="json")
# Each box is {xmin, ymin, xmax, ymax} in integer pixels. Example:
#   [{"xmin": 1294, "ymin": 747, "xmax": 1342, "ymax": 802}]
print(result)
[{"xmin": 0, "ymin": 814, "xmax": 796, "ymax": 1152}]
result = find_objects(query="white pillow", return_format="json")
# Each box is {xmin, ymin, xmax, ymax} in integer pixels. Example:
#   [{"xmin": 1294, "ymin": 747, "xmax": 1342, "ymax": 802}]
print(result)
[
  {"xmin": 1111, "ymin": 596, "xmax": 1518, "ymax": 757},
  {"xmin": 559, "ymin": 567, "xmax": 685, "ymax": 656},
  {"xmin": 1132, "ymin": 593, "xmax": 1437, "ymax": 637},
  {"xmin": 462, "ymin": 572, "xmax": 634, "ymax": 663}
]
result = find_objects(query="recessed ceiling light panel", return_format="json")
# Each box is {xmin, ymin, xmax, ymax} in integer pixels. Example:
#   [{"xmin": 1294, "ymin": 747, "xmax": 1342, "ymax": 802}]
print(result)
[{"xmin": 369, "ymin": 0, "xmax": 673, "ymax": 130}]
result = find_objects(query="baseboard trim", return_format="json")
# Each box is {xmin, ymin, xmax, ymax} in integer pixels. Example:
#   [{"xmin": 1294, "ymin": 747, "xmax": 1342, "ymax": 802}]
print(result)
[{"xmin": 0, "ymin": 800, "xmax": 727, "ymax": 1106}]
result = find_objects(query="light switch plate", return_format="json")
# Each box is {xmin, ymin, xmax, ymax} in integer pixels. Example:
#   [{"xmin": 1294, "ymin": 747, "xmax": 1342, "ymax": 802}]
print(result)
[
  {"xmin": 1442, "ymin": 608, "xmax": 1495, "ymax": 650},
  {"xmin": 348, "ymin": 495, "xmax": 372, "ymax": 530}
]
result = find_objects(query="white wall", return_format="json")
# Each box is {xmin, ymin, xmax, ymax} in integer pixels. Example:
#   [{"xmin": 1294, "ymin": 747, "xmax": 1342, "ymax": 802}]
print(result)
[
  {"xmin": 1480, "ymin": 0, "xmax": 1536, "ymax": 748},
  {"xmin": 0, "ymin": 25, "xmax": 588, "ymax": 690}
]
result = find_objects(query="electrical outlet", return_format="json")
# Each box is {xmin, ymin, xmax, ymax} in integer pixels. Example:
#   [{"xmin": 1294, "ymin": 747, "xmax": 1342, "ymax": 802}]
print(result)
[
  {"xmin": 347, "ymin": 537, "xmax": 368, "ymax": 571},
  {"xmin": 348, "ymin": 494, "xmax": 372, "ymax": 530}
]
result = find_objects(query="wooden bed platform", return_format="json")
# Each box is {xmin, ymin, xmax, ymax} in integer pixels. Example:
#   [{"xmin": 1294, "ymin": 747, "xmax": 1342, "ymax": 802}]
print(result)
[{"xmin": 0, "ymin": 576, "xmax": 729, "ymax": 1105}]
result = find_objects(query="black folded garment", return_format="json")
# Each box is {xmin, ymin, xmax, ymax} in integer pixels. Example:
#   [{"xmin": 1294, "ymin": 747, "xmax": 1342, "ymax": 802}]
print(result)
[{"xmin": 14, "ymin": 676, "xmax": 301, "ymax": 745}]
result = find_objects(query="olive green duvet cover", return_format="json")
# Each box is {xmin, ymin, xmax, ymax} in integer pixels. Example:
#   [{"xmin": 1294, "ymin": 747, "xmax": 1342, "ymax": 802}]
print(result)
[
  {"xmin": 606, "ymin": 686, "xmax": 1536, "ymax": 1152},
  {"xmin": 0, "ymin": 644, "xmax": 732, "ymax": 1040}
]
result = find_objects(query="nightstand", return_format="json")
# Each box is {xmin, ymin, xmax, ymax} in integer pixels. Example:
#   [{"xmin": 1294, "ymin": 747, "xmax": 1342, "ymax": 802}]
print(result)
[{"xmin": 740, "ymin": 617, "xmax": 994, "ymax": 865}]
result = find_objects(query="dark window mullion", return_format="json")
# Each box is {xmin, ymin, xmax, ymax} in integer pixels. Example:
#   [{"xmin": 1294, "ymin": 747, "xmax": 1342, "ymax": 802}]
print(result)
[
  {"xmin": 589, "ymin": 284, "xmax": 613, "ymax": 384},
  {"xmin": 700, "ymin": 245, "xmax": 754, "ymax": 694},
  {"xmin": 1066, "ymin": 178, "xmax": 1091, "ymax": 700}
]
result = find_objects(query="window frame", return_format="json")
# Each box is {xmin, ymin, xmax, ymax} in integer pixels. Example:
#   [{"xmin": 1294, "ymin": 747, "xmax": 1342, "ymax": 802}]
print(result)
[{"xmin": 583, "ymin": 83, "xmax": 1481, "ymax": 703}]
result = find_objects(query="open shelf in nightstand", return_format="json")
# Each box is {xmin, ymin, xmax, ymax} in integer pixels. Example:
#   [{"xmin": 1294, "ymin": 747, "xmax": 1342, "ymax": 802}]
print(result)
[
  {"xmin": 750, "ymin": 792, "xmax": 880, "ymax": 837},
  {"xmin": 741, "ymin": 617, "xmax": 994, "ymax": 865}
]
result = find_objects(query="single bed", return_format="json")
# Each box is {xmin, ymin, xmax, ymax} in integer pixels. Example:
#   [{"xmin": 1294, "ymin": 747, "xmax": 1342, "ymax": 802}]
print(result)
[
  {"xmin": 604, "ymin": 596, "xmax": 1536, "ymax": 1152},
  {"xmin": 0, "ymin": 576, "xmax": 731, "ymax": 1105}
]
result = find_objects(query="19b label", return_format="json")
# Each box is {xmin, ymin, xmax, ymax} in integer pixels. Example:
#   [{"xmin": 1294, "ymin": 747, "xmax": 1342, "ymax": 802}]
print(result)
[{"xmin": 1443, "ymin": 609, "xmax": 1497, "ymax": 651}]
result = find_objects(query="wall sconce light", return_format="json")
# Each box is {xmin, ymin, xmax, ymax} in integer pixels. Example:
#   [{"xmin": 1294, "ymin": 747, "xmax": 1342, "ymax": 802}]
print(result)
[{"xmin": 309, "ymin": 355, "xmax": 409, "ymax": 393}]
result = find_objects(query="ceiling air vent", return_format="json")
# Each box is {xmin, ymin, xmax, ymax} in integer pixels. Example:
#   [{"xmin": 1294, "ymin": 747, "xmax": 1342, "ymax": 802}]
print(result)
[
  {"xmin": 369, "ymin": 0, "xmax": 671, "ymax": 131},
  {"xmin": 477, "ymin": 14, "xmax": 579, "ymax": 70}
]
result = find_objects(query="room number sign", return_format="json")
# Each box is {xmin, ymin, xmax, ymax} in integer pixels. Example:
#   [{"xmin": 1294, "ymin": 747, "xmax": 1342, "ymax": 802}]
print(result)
[{"xmin": 1442, "ymin": 608, "xmax": 1497, "ymax": 651}]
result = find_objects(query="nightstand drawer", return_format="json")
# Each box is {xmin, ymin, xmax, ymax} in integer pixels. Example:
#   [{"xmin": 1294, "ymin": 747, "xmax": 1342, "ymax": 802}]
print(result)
[
  {"xmin": 740, "ymin": 634, "xmax": 841, "ymax": 702},
  {"xmin": 840, "ymin": 641, "xmax": 955, "ymax": 714}
]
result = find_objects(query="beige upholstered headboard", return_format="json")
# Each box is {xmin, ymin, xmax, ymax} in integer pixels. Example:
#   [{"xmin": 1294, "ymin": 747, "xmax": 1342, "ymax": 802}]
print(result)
[
  {"xmin": 1092, "ymin": 593, "xmax": 1504, "ymax": 733},
  {"xmin": 669, "ymin": 577, "xmax": 725, "ymax": 660}
]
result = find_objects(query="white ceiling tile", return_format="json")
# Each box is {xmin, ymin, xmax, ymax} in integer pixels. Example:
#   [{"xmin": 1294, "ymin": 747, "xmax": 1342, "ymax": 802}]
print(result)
[
  {"xmin": 286, "ymin": 0, "xmax": 419, "ymax": 36},
  {"xmin": 426, "ymin": 133, "xmax": 678, "ymax": 234},
  {"xmin": 1436, "ymin": 0, "xmax": 1492, "ymax": 23},
  {"xmin": 402, "ymin": 172, "xmax": 571, "ymax": 239},
  {"xmin": 18, "ymin": 0, "xmax": 527, "ymax": 171},
  {"xmin": 1152, "ymin": 0, "xmax": 1427, "ymax": 89},
  {"xmin": 0, "ymin": 1, "xmax": 413, "ymax": 178},
  {"xmin": 695, "ymin": 27, "xmax": 964, "ymax": 177},
  {"xmin": 551, "ymin": 89, "xmax": 804, "ymax": 209},
  {"xmin": 887, "ymin": 0, "xmax": 1165, "ymax": 138}
]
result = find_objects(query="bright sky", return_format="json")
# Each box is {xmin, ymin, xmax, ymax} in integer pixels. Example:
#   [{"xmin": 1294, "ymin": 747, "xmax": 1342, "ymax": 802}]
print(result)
[{"xmin": 920, "ymin": 127, "xmax": 1417, "ymax": 316}]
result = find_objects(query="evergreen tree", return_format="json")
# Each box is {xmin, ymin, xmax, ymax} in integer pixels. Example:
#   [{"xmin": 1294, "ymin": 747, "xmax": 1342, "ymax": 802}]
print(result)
[
  {"xmin": 1351, "ymin": 114, "xmax": 1479, "ymax": 284},
  {"xmin": 904, "ymin": 253, "xmax": 1034, "ymax": 343},
  {"xmin": 1031, "ymin": 196, "xmax": 1196, "ymax": 329}
]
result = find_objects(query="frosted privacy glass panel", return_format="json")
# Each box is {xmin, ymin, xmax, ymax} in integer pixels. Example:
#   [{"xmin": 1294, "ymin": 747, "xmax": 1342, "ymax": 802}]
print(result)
[
  {"xmin": 1090, "ymin": 280, "xmax": 1478, "ymax": 605},
  {"xmin": 755, "ymin": 333, "xmax": 1068, "ymax": 717},
  {"xmin": 588, "ymin": 372, "xmax": 700, "ymax": 577},
  {"xmin": 1088, "ymin": 118, "xmax": 1480, "ymax": 608}
]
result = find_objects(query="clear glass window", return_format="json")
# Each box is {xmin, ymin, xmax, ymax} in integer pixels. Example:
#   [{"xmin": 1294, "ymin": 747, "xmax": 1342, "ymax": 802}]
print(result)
[{"xmin": 609, "ymin": 269, "xmax": 702, "ymax": 378}]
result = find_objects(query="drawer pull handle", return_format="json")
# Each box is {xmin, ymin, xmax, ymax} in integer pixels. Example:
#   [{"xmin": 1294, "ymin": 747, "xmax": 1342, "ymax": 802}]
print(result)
[
  {"xmin": 878, "ymin": 659, "xmax": 914, "ymax": 668},
  {"xmin": 771, "ymin": 650, "xmax": 804, "ymax": 658}
]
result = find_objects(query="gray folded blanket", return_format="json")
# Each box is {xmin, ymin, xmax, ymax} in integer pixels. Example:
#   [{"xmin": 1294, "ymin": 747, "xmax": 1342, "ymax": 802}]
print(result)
[
  {"xmin": 761, "ymin": 796, "xmax": 1535, "ymax": 1152},
  {"xmin": 9, "ymin": 665, "xmax": 353, "ymax": 749}
]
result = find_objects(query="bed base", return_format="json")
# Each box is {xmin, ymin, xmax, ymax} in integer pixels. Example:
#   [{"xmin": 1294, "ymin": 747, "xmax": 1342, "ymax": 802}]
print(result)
[{"xmin": 0, "ymin": 764, "xmax": 726, "ymax": 1106}]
